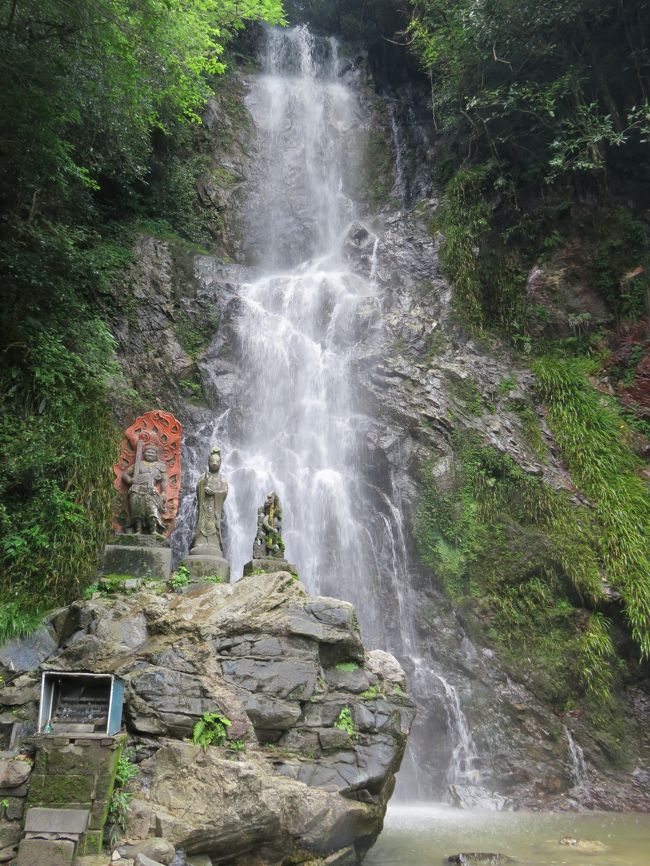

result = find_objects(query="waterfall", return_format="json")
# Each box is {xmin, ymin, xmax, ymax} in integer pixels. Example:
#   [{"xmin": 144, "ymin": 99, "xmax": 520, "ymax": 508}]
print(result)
[
  {"xmin": 436, "ymin": 675, "xmax": 480, "ymax": 785},
  {"xmin": 565, "ymin": 727, "xmax": 589, "ymax": 794},
  {"xmin": 177, "ymin": 24, "xmax": 482, "ymax": 802},
  {"xmin": 218, "ymin": 25, "xmax": 379, "ymax": 616}
]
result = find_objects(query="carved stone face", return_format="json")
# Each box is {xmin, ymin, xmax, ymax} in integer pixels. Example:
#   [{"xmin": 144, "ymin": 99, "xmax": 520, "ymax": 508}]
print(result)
[
  {"xmin": 143, "ymin": 445, "xmax": 158, "ymax": 462},
  {"xmin": 208, "ymin": 450, "xmax": 221, "ymax": 473}
]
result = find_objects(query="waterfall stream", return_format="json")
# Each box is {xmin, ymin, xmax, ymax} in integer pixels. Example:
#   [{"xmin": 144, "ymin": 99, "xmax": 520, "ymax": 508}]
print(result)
[
  {"xmin": 177, "ymin": 24, "xmax": 480, "ymax": 801},
  {"xmin": 436, "ymin": 675, "xmax": 481, "ymax": 785},
  {"xmin": 565, "ymin": 727, "xmax": 590, "ymax": 795}
]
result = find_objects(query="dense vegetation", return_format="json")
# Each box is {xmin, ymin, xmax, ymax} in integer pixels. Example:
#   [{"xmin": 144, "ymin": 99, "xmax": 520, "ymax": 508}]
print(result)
[
  {"xmin": 405, "ymin": 0, "xmax": 650, "ymax": 707},
  {"xmin": 0, "ymin": 0, "xmax": 284, "ymax": 636},
  {"xmin": 407, "ymin": 0, "xmax": 650, "ymax": 328}
]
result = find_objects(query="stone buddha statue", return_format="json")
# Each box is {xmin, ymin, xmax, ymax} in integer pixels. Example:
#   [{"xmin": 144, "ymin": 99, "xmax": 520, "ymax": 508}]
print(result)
[{"xmin": 191, "ymin": 445, "xmax": 229, "ymax": 557}]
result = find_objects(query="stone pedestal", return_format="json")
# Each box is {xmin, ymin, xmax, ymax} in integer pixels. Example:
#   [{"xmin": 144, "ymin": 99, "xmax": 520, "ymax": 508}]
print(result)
[
  {"xmin": 183, "ymin": 546, "xmax": 230, "ymax": 582},
  {"xmin": 243, "ymin": 557, "xmax": 297, "ymax": 577},
  {"xmin": 102, "ymin": 535, "xmax": 171, "ymax": 581}
]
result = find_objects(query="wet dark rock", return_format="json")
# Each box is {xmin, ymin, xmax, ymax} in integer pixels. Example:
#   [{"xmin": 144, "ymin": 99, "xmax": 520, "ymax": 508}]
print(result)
[
  {"xmin": 0, "ymin": 628, "xmax": 57, "ymax": 675},
  {"xmin": 445, "ymin": 855, "xmax": 515, "ymax": 865},
  {"xmin": 558, "ymin": 837, "xmax": 608, "ymax": 853},
  {"xmin": 448, "ymin": 785, "xmax": 512, "ymax": 812}
]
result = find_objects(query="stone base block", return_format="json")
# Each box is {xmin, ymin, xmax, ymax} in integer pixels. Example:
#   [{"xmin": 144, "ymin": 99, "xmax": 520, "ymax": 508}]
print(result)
[
  {"xmin": 16, "ymin": 837, "xmax": 75, "ymax": 866},
  {"xmin": 243, "ymin": 558, "xmax": 297, "ymax": 577},
  {"xmin": 182, "ymin": 554, "xmax": 230, "ymax": 582},
  {"xmin": 78, "ymin": 829, "xmax": 103, "ymax": 856},
  {"xmin": 102, "ymin": 542, "xmax": 171, "ymax": 581}
]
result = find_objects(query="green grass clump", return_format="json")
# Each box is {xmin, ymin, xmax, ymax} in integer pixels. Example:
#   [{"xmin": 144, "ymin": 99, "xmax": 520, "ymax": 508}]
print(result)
[
  {"xmin": 361, "ymin": 684, "xmax": 383, "ymax": 700},
  {"xmin": 415, "ymin": 433, "xmax": 604, "ymax": 608},
  {"xmin": 169, "ymin": 564, "xmax": 190, "ymax": 592},
  {"xmin": 414, "ymin": 431, "xmax": 621, "ymax": 708},
  {"xmin": 534, "ymin": 356, "xmax": 650, "ymax": 658},
  {"xmin": 0, "ymin": 602, "xmax": 47, "ymax": 645},
  {"xmin": 335, "ymin": 661, "xmax": 359, "ymax": 672}
]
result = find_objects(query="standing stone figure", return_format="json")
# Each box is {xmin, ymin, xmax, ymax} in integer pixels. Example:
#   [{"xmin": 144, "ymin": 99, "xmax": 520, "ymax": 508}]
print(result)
[
  {"xmin": 112, "ymin": 410, "xmax": 183, "ymax": 538},
  {"xmin": 191, "ymin": 445, "xmax": 229, "ymax": 555},
  {"xmin": 122, "ymin": 443, "xmax": 168, "ymax": 535},
  {"xmin": 105, "ymin": 411, "xmax": 181, "ymax": 581},
  {"xmin": 253, "ymin": 491, "xmax": 285, "ymax": 559}
]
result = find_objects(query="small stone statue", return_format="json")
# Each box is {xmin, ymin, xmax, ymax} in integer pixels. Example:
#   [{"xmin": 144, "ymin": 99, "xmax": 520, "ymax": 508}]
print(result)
[
  {"xmin": 252, "ymin": 491, "xmax": 286, "ymax": 559},
  {"xmin": 243, "ymin": 490, "xmax": 296, "ymax": 577},
  {"xmin": 191, "ymin": 445, "xmax": 229, "ymax": 556},
  {"xmin": 122, "ymin": 443, "xmax": 168, "ymax": 535}
]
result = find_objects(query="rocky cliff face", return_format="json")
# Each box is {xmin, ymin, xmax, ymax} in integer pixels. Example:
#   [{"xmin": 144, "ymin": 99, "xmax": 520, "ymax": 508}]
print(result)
[
  {"xmin": 0, "ymin": 572, "xmax": 415, "ymax": 865},
  {"xmin": 94, "ymin": 42, "xmax": 650, "ymax": 812}
]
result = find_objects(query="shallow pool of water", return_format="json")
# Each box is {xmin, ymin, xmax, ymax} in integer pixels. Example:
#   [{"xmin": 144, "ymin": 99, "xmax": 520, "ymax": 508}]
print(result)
[{"xmin": 366, "ymin": 805, "xmax": 650, "ymax": 866}]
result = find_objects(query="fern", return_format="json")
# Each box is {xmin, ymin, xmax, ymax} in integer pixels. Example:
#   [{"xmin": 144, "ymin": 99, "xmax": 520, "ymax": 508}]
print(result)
[{"xmin": 192, "ymin": 712, "xmax": 232, "ymax": 750}]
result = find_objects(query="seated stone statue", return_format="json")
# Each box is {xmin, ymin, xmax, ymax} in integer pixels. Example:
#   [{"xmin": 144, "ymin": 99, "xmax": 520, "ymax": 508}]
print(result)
[
  {"xmin": 191, "ymin": 445, "xmax": 229, "ymax": 556},
  {"xmin": 122, "ymin": 444, "xmax": 168, "ymax": 535}
]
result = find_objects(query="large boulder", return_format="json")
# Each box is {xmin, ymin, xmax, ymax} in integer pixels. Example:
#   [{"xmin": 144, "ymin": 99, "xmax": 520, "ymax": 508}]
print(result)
[{"xmin": 2, "ymin": 571, "xmax": 415, "ymax": 865}]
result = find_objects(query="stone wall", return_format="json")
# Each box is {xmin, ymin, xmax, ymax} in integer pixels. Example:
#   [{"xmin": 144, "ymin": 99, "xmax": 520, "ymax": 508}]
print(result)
[
  {"xmin": 27, "ymin": 734, "xmax": 123, "ymax": 856},
  {"xmin": 0, "ymin": 753, "xmax": 32, "ymax": 862}
]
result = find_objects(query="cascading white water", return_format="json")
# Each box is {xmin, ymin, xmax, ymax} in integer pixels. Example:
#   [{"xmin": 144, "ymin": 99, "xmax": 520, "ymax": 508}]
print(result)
[
  {"xmin": 436, "ymin": 675, "xmax": 481, "ymax": 785},
  {"xmin": 565, "ymin": 727, "xmax": 589, "ymax": 793},
  {"xmin": 219, "ymin": 26, "xmax": 382, "ymax": 620},
  {"xmin": 178, "ymin": 24, "xmax": 482, "ymax": 800}
]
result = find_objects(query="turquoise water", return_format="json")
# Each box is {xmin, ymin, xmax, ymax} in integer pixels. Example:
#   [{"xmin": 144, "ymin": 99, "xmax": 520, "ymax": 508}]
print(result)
[{"xmin": 366, "ymin": 806, "xmax": 650, "ymax": 866}]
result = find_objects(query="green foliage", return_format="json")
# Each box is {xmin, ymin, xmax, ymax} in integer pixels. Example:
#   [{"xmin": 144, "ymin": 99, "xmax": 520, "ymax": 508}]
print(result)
[
  {"xmin": 229, "ymin": 739, "xmax": 246, "ymax": 752},
  {"xmin": 497, "ymin": 376, "xmax": 516, "ymax": 396},
  {"xmin": 507, "ymin": 399, "xmax": 547, "ymax": 458},
  {"xmin": 114, "ymin": 752, "xmax": 139, "ymax": 787},
  {"xmin": 0, "ymin": 231, "xmax": 121, "ymax": 614},
  {"xmin": 169, "ymin": 564, "xmax": 190, "ymax": 591},
  {"xmin": 414, "ymin": 432, "xmax": 615, "ymax": 709},
  {"xmin": 287, "ymin": 0, "xmax": 405, "ymax": 41},
  {"xmin": 409, "ymin": 0, "xmax": 649, "ymax": 189},
  {"xmin": 579, "ymin": 612, "xmax": 616, "ymax": 702},
  {"xmin": 0, "ymin": 0, "xmax": 285, "ymax": 226},
  {"xmin": 448, "ymin": 373, "xmax": 486, "ymax": 415},
  {"xmin": 192, "ymin": 711, "xmax": 232, "ymax": 750},
  {"xmin": 175, "ymin": 307, "xmax": 220, "ymax": 359},
  {"xmin": 0, "ymin": 602, "xmax": 47, "ymax": 645},
  {"xmin": 533, "ymin": 356, "xmax": 650, "ymax": 658},
  {"xmin": 419, "ymin": 436, "xmax": 595, "ymax": 600},
  {"xmin": 0, "ymin": 0, "xmax": 285, "ymax": 627},
  {"xmin": 589, "ymin": 209, "xmax": 650, "ymax": 321},
  {"xmin": 361, "ymin": 684, "xmax": 384, "ymax": 700},
  {"xmin": 408, "ymin": 0, "xmax": 650, "ymax": 333},
  {"xmin": 335, "ymin": 661, "xmax": 359, "ymax": 672},
  {"xmin": 107, "ymin": 752, "xmax": 138, "ymax": 844},
  {"xmin": 352, "ymin": 127, "xmax": 394, "ymax": 209},
  {"xmin": 333, "ymin": 707, "xmax": 356, "ymax": 739}
]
